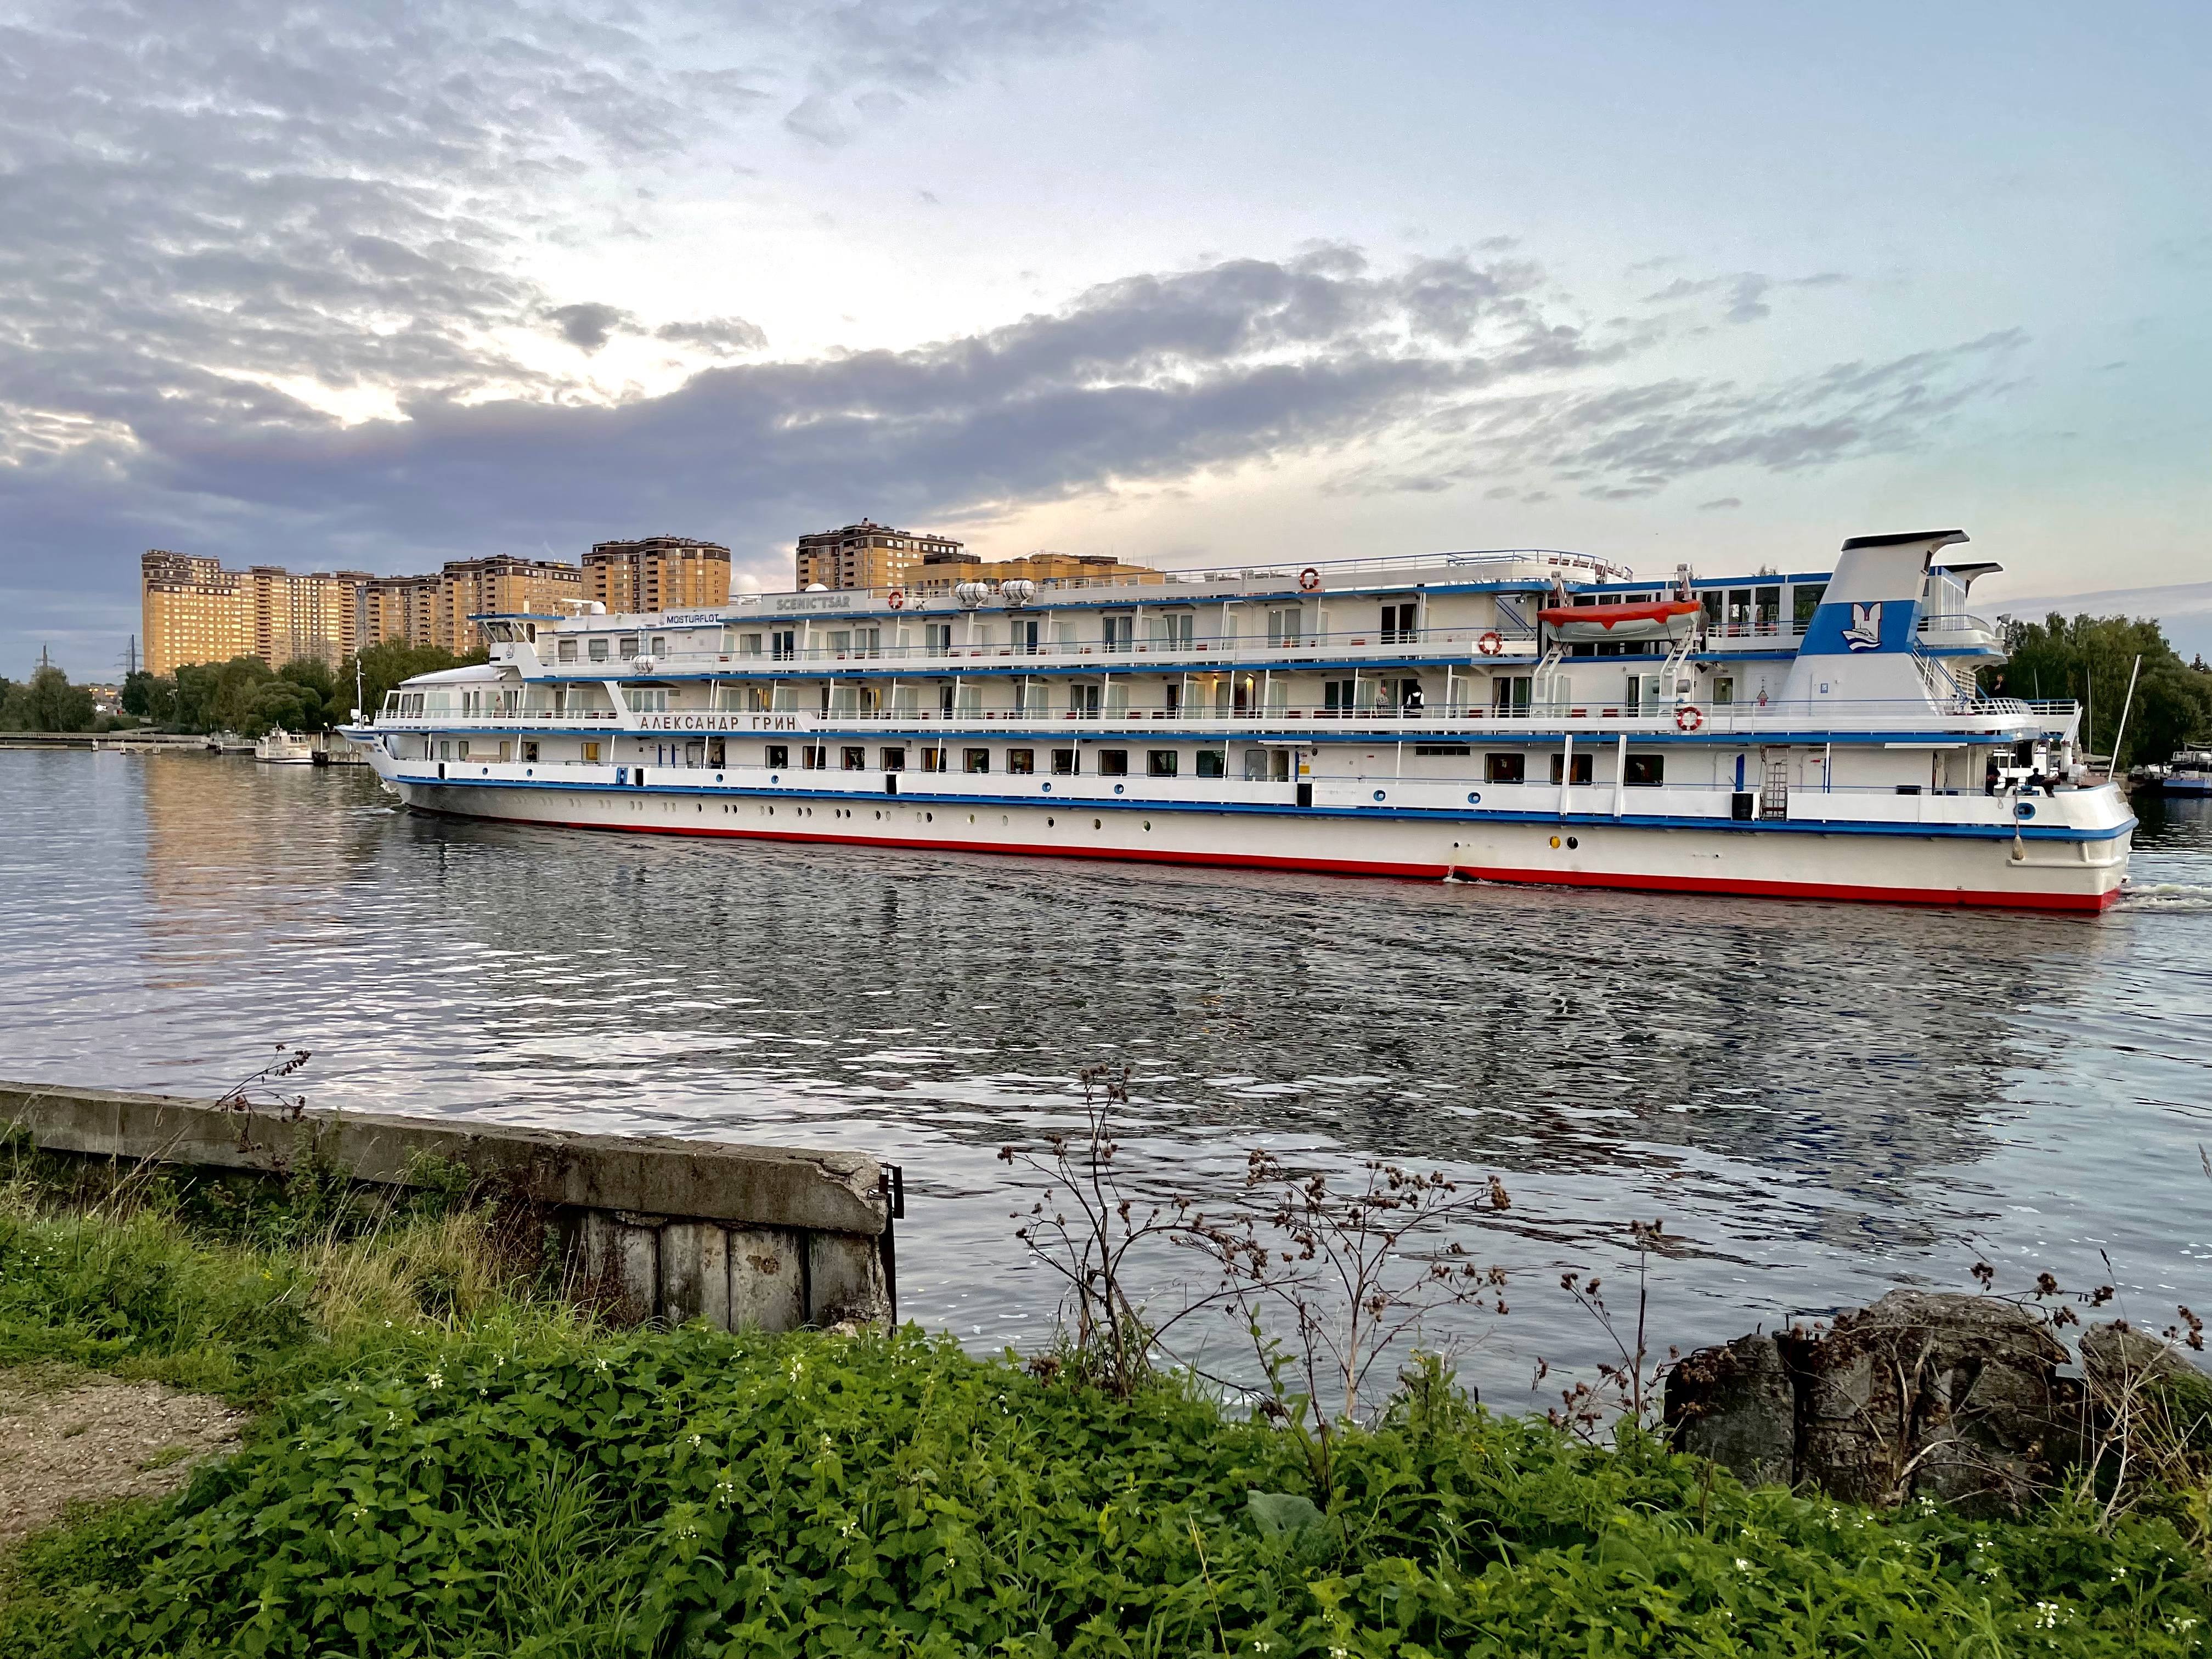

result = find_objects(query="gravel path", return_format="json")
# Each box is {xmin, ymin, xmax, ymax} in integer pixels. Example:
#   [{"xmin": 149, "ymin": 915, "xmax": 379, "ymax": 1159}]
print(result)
[{"xmin": 0, "ymin": 1367, "xmax": 246, "ymax": 1545}]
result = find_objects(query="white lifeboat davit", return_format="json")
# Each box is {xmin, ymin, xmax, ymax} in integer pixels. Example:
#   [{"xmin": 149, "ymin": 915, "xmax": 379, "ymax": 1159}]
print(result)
[{"xmin": 1537, "ymin": 598, "xmax": 1702, "ymax": 644}]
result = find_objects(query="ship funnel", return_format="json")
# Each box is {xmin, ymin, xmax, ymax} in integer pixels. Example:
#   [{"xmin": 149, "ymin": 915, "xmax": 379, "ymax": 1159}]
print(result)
[{"xmin": 1781, "ymin": 529, "xmax": 1967, "ymax": 707}]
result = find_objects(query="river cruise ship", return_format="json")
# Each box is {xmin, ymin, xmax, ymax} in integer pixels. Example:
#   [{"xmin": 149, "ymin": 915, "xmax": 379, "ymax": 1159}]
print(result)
[{"xmin": 346, "ymin": 529, "xmax": 2132, "ymax": 911}]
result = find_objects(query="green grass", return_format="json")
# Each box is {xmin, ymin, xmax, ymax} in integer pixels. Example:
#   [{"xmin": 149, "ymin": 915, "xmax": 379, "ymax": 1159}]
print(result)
[{"xmin": 5, "ymin": 1199, "xmax": 2212, "ymax": 1656}]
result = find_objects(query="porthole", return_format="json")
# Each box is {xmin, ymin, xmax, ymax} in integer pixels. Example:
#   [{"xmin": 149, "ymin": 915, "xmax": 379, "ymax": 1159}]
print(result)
[
  {"xmin": 926, "ymin": 811, "xmax": 934, "ymax": 822},
  {"xmin": 1047, "ymin": 816, "xmax": 1055, "ymax": 827},
  {"xmin": 1566, "ymin": 836, "xmax": 1579, "ymax": 849},
  {"xmin": 1466, "ymin": 791, "xmax": 1480, "ymax": 805},
  {"xmin": 1000, "ymin": 815, "xmax": 1008, "ymax": 826},
  {"xmin": 1372, "ymin": 789, "xmax": 1386, "ymax": 802},
  {"xmin": 1093, "ymin": 818, "xmax": 1102, "ymax": 830},
  {"xmin": 1143, "ymin": 820, "xmax": 1151, "ymax": 831},
  {"xmin": 769, "ymin": 773, "xmax": 780, "ymax": 784},
  {"xmin": 968, "ymin": 813, "xmax": 976, "ymax": 823},
  {"xmin": 715, "ymin": 773, "xmax": 724, "ymax": 782},
  {"xmin": 1113, "ymin": 783, "xmax": 1125, "ymax": 795},
  {"xmin": 1548, "ymin": 834, "xmax": 1560, "ymax": 848},
  {"xmin": 2015, "ymin": 802, "xmax": 2037, "ymax": 820},
  {"xmin": 526, "ymin": 768, "xmax": 534, "ymax": 777},
  {"xmin": 1042, "ymin": 781, "xmax": 1053, "ymax": 793}
]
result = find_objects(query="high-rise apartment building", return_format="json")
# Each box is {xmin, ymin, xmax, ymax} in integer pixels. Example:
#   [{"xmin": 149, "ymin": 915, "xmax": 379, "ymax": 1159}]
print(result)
[
  {"xmin": 141, "ymin": 552, "xmax": 371, "ymax": 675},
  {"xmin": 586, "ymin": 536, "xmax": 732, "ymax": 613},
  {"xmin": 794, "ymin": 522, "xmax": 964, "ymax": 591},
  {"xmin": 144, "ymin": 551, "xmax": 587, "ymax": 675},
  {"xmin": 907, "ymin": 549, "xmax": 1163, "ymax": 594}
]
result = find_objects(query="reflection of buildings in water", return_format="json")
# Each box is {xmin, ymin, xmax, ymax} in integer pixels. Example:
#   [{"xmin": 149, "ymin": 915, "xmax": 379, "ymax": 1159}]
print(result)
[{"xmin": 138, "ymin": 754, "xmax": 393, "ymax": 969}]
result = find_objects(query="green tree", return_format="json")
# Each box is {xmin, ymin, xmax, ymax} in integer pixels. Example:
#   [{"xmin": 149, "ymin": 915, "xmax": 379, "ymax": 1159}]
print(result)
[
  {"xmin": 0, "ymin": 664, "xmax": 97, "ymax": 731},
  {"xmin": 1984, "ymin": 613, "xmax": 2212, "ymax": 768},
  {"xmin": 340, "ymin": 640, "xmax": 487, "ymax": 723}
]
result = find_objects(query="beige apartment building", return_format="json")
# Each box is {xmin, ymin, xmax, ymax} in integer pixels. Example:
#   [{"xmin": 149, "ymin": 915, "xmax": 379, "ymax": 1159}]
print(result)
[
  {"xmin": 907, "ymin": 548, "xmax": 1164, "ymax": 594},
  {"xmin": 586, "ymin": 537, "xmax": 732, "ymax": 613},
  {"xmin": 144, "ymin": 551, "xmax": 587, "ymax": 674},
  {"xmin": 142, "ymin": 552, "xmax": 373, "ymax": 676},
  {"xmin": 794, "ymin": 521, "xmax": 965, "ymax": 591}
]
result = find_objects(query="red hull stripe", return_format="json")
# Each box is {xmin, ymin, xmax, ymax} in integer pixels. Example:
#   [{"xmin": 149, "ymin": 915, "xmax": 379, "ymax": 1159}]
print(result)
[{"xmin": 425, "ymin": 807, "xmax": 2121, "ymax": 913}]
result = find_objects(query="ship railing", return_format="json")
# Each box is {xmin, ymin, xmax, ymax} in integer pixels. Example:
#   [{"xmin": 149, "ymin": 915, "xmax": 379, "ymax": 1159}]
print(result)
[
  {"xmin": 380, "ymin": 696, "xmax": 2069, "ymax": 735},
  {"xmin": 554, "ymin": 624, "xmax": 1545, "ymax": 673}
]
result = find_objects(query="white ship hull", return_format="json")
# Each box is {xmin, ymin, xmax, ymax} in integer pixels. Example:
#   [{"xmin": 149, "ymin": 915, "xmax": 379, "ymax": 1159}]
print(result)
[{"xmin": 373, "ymin": 761, "xmax": 2130, "ymax": 912}]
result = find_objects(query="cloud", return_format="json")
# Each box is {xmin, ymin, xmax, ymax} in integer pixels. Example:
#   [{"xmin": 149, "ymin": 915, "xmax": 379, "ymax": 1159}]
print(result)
[
  {"xmin": 550, "ymin": 304, "xmax": 639, "ymax": 352},
  {"xmin": 1644, "ymin": 270, "xmax": 1847, "ymax": 324},
  {"xmin": 1699, "ymin": 496, "xmax": 1743, "ymax": 510},
  {"xmin": 655, "ymin": 318, "xmax": 771, "ymax": 355}
]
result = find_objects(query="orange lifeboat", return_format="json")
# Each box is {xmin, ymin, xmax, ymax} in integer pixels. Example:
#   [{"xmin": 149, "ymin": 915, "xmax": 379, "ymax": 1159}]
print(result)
[{"xmin": 1537, "ymin": 598, "xmax": 1702, "ymax": 644}]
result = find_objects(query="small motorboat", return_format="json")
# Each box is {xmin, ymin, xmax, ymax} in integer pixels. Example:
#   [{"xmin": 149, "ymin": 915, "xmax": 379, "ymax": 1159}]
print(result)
[
  {"xmin": 254, "ymin": 727, "xmax": 315, "ymax": 764},
  {"xmin": 1538, "ymin": 597, "xmax": 1703, "ymax": 644}
]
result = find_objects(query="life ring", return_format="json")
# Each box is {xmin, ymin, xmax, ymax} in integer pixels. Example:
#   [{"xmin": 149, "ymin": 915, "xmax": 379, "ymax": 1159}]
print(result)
[
  {"xmin": 1675, "ymin": 704, "xmax": 1705, "ymax": 732},
  {"xmin": 887, "ymin": 589, "xmax": 905, "ymax": 610},
  {"xmin": 1476, "ymin": 631, "xmax": 1503, "ymax": 656},
  {"xmin": 1297, "ymin": 566, "xmax": 1321, "ymax": 592}
]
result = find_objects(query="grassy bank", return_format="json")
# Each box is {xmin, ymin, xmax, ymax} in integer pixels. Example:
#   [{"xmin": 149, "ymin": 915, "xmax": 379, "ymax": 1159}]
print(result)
[{"xmin": 5, "ymin": 1199, "xmax": 2212, "ymax": 1656}]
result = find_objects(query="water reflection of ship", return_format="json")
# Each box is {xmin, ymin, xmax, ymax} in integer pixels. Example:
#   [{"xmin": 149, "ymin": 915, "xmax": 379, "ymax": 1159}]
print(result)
[{"xmin": 392, "ymin": 811, "xmax": 2112, "ymax": 1243}]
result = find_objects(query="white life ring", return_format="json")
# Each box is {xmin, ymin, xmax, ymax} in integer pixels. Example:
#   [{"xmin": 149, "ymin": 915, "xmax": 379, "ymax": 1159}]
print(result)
[
  {"xmin": 1476, "ymin": 631, "xmax": 1503, "ymax": 656},
  {"xmin": 1676, "ymin": 704, "xmax": 1706, "ymax": 732},
  {"xmin": 887, "ymin": 589, "xmax": 905, "ymax": 610},
  {"xmin": 1297, "ymin": 566, "xmax": 1321, "ymax": 592}
]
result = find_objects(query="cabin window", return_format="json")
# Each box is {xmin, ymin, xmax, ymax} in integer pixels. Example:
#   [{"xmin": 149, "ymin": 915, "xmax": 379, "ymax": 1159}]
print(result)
[
  {"xmin": 1197, "ymin": 751, "xmax": 1225, "ymax": 778},
  {"xmin": 617, "ymin": 635, "xmax": 639, "ymax": 659},
  {"xmin": 1007, "ymin": 748, "xmax": 1036, "ymax": 774},
  {"xmin": 1626, "ymin": 754, "xmax": 1665, "ymax": 786},
  {"xmin": 771, "ymin": 629, "xmax": 796, "ymax": 661},
  {"xmin": 1700, "ymin": 590, "xmax": 1723, "ymax": 631},
  {"xmin": 582, "ymin": 741, "xmax": 601, "ymax": 763},
  {"xmin": 1380, "ymin": 602, "xmax": 1418, "ymax": 644},
  {"xmin": 926, "ymin": 623, "xmax": 952, "ymax": 656},
  {"xmin": 1098, "ymin": 749, "xmax": 1130, "ymax": 776},
  {"xmin": 588, "ymin": 637, "xmax": 610, "ymax": 661},
  {"xmin": 1267, "ymin": 607, "xmax": 1304, "ymax": 648},
  {"xmin": 496, "ymin": 741, "xmax": 514, "ymax": 762},
  {"xmin": 1069, "ymin": 684, "xmax": 1101, "ymax": 718},
  {"xmin": 1754, "ymin": 588, "xmax": 1781, "ymax": 631},
  {"xmin": 557, "ymin": 639, "xmax": 577, "ymax": 662},
  {"xmin": 707, "ymin": 738, "xmax": 724, "ymax": 766},
  {"xmin": 1323, "ymin": 678, "xmax": 1354, "ymax": 713},
  {"xmin": 650, "ymin": 636, "xmax": 667, "ymax": 655},
  {"xmin": 1415, "ymin": 744, "xmax": 1472, "ymax": 757},
  {"xmin": 1051, "ymin": 748, "xmax": 1078, "ymax": 775},
  {"xmin": 921, "ymin": 747, "xmax": 948, "ymax": 772},
  {"xmin": 842, "ymin": 746, "xmax": 866, "ymax": 770},
  {"xmin": 964, "ymin": 748, "xmax": 991, "ymax": 773},
  {"xmin": 520, "ymin": 741, "xmax": 539, "ymax": 763},
  {"xmin": 1484, "ymin": 753, "xmax": 1526, "ymax": 783},
  {"xmin": 1726, "ymin": 589, "xmax": 1752, "ymax": 633},
  {"xmin": 738, "ymin": 633, "xmax": 763, "ymax": 657},
  {"xmin": 1491, "ymin": 677, "xmax": 1532, "ymax": 713},
  {"xmin": 1713, "ymin": 677, "xmax": 1735, "ymax": 706},
  {"xmin": 628, "ymin": 689, "xmax": 668, "ymax": 713},
  {"xmin": 1550, "ymin": 752, "xmax": 1594, "ymax": 785},
  {"xmin": 1147, "ymin": 750, "xmax": 1178, "ymax": 777},
  {"xmin": 765, "ymin": 744, "xmax": 788, "ymax": 768},
  {"xmin": 1154, "ymin": 613, "xmax": 1194, "ymax": 649},
  {"xmin": 803, "ymin": 745, "xmax": 827, "ymax": 770},
  {"xmin": 1102, "ymin": 616, "xmax": 1134, "ymax": 652},
  {"xmin": 456, "ymin": 741, "xmax": 470, "ymax": 760},
  {"xmin": 881, "ymin": 747, "xmax": 906, "ymax": 771}
]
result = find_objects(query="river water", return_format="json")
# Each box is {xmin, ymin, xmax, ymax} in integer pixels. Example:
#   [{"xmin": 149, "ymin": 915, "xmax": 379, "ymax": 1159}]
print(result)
[{"xmin": 3, "ymin": 747, "xmax": 2208, "ymax": 1404}]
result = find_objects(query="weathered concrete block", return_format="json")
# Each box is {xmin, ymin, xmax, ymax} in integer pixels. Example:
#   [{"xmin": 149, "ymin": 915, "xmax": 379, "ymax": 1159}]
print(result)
[
  {"xmin": 610, "ymin": 1222, "xmax": 660, "ymax": 1325},
  {"xmin": 1667, "ymin": 1332, "xmax": 1795, "ymax": 1488},
  {"xmin": 728, "ymin": 1227, "xmax": 804, "ymax": 1333},
  {"xmin": 0, "ymin": 1081, "xmax": 889, "ymax": 1235},
  {"xmin": 660, "ymin": 1221, "xmax": 708, "ymax": 1325},
  {"xmin": 808, "ymin": 1231, "xmax": 891, "ymax": 1328}
]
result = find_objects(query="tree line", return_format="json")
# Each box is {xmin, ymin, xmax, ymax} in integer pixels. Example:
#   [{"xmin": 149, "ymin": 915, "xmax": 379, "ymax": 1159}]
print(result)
[
  {"xmin": 0, "ymin": 640, "xmax": 485, "ymax": 737},
  {"xmin": 1979, "ymin": 612, "xmax": 2212, "ymax": 765}
]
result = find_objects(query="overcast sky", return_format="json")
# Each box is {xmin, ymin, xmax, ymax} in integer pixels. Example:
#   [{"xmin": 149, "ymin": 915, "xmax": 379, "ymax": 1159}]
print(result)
[{"xmin": 3, "ymin": 0, "xmax": 2207, "ymax": 676}]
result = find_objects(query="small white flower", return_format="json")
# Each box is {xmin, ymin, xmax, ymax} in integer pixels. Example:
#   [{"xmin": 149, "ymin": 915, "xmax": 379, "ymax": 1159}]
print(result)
[
  {"xmin": 424, "ymin": 1371, "xmax": 443, "ymax": 1389},
  {"xmin": 1734, "ymin": 1558, "xmax": 1752, "ymax": 1573}
]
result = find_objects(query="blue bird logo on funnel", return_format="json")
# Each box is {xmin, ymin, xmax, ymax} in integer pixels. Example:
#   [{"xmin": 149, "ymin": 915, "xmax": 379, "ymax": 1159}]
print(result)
[{"xmin": 1844, "ymin": 601, "xmax": 1883, "ymax": 651}]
